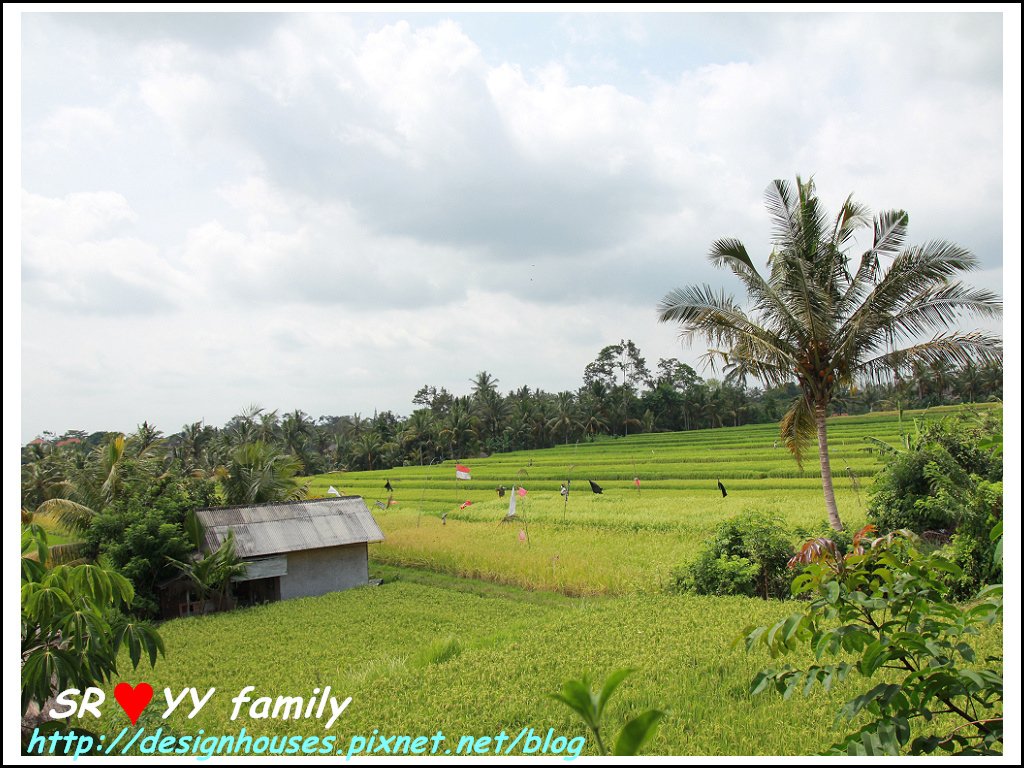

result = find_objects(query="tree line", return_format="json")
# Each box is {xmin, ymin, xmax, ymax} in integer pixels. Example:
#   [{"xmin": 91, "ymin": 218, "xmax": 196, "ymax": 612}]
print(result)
[{"xmin": 23, "ymin": 348, "xmax": 1002, "ymax": 480}]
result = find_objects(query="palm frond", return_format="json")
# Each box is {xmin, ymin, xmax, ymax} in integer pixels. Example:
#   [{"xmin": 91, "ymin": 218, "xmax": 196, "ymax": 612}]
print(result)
[
  {"xmin": 837, "ymin": 209, "xmax": 909, "ymax": 315},
  {"xmin": 831, "ymin": 194, "xmax": 872, "ymax": 251},
  {"xmin": 887, "ymin": 283, "xmax": 1002, "ymax": 339},
  {"xmin": 764, "ymin": 178, "xmax": 800, "ymax": 248},
  {"xmin": 855, "ymin": 331, "xmax": 1003, "ymax": 382},
  {"xmin": 33, "ymin": 498, "xmax": 97, "ymax": 537},
  {"xmin": 709, "ymin": 238, "xmax": 806, "ymax": 343},
  {"xmin": 779, "ymin": 396, "xmax": 815, "ymax": 468}
]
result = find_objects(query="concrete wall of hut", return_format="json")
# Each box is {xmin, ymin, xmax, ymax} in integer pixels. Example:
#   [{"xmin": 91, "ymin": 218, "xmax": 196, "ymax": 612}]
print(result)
[{"xmin": 280, "ymin": 543, "xmax": 369, "ymax": 600}]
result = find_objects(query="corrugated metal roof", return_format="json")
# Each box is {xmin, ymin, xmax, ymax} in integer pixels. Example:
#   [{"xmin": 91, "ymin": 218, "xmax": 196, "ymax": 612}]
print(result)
[{"xmin": 195, "ymin": 496, "xmax": 385, "ymax": 558}]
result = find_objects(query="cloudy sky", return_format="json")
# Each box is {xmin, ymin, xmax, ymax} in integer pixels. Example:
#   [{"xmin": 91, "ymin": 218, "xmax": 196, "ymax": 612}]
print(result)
[{"xmin": 11, "ymin": 8, "xmax": 1017, "ymax": 442}]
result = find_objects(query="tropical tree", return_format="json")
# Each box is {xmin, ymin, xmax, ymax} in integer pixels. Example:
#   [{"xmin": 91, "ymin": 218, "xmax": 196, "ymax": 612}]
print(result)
[
  {"xmin": 167, "ymin": 528, "xmax": 249, "ymax": 613},
  {"xmin": 658, "ymin": 176, "xmax": 1002, "ymax": 530},
  {"xmin": 548, "ymin": 391, "xmax": 581, "ymax": 445},
  {"xmin": 220, "ymin": 441, "xmax": 307, "ymax": 505},
  {"xmin": 21, "ymin": 525, "xmax": 164, "ymax": 717},
  {"xmin": 440, "ymin": 399, "xmax": 479, "ymax": 457}
]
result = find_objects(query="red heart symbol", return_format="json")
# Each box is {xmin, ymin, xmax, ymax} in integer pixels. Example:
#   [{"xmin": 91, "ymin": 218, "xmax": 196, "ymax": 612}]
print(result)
[{"xmin": 114, "ymin": 682, "xmax": 154, "ymax": 725}]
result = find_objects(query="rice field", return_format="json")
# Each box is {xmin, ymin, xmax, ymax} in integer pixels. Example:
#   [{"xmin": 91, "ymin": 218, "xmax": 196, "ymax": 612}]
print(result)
[
  {"xmin": 93, "ymin": 405, "xmax": 1000, "ymax": 757},
  {"xmin": 305, "ymin": 406, "xmax": 997, "ymax": 595},
  {"xmin": 104, "ymin": 571, "xmax": 1000, "ymax": 757}
]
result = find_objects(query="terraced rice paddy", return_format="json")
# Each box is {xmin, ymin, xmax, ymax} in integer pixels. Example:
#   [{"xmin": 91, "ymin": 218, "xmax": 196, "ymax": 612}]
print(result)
[{"xmin": 109, "ymin": 406, "xmax": 999, "ymax": 756}]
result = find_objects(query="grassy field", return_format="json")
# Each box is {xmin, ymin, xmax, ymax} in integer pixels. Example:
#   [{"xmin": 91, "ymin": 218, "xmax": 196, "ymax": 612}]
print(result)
[
  {"xmin": 106, "ymin": 568, "xmax": 1000, "ymax": 757},
  {"xmin": 304, "ymin": 406, "xmax": 996, "ymax": 596},
  {"xmin": 98, "ymin": 405, "xmax": 1000, "ymax": 756}
]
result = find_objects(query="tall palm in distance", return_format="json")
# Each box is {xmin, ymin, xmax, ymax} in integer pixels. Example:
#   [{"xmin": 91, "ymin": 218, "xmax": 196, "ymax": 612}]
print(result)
[{"xmin": 658, "ymin": 176, "xmax": 1001, "ymax": 530}]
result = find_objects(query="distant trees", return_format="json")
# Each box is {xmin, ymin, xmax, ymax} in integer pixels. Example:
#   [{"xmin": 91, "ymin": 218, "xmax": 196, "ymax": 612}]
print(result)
[{"xmin": 24, "ymin": 344, "xmax": 1002, "ymax": 490}]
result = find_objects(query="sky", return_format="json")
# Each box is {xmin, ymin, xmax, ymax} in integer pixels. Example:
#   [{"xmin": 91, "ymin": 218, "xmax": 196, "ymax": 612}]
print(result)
[{"xmin": 9, "ymin": 6, "xmax": 1019, "ymax": 443}]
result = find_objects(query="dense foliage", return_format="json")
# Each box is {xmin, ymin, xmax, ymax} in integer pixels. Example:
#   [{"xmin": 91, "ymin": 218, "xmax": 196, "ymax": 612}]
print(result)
[
  {"xmin": 866, "ymin": 411, "xmax": 1002, "ymax": 597},
  {"xmin": 21, "ymin": 525, "xmax": 164, "ymax": 717},
  {"xmin": 742, "ymin": 526, "xmax": 1002, "ymax": 755},
  {"xmin": 672, "ymin": 512, "xmax": 794, "ymax": 599},
  {"xmin": 84, "ymin": 466, "xmax": 217, "ymax": 616},
  {"xmin": 867, "ymin": 412, "xmax": 1001, "ymax": 533}
]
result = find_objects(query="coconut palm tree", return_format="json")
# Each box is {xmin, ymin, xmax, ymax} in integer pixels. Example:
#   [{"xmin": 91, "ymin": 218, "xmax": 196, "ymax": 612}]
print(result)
[
  {"xmin": 547, "ymin": 391, "xmax": 582, "ymax": 445},
  {"xmin": 658, "ymin": 176, "xmax": 1001, "ymax": 530}
]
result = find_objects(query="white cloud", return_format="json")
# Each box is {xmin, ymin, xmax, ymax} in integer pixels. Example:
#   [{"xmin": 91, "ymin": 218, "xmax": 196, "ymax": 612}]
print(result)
[
  {"xmin": 16, "ymin": 10, "xmax": 1009, "ymax": 440},
  {"xmin": 30, "ymin": 105, "xmax": 118, "ymax": 153}
]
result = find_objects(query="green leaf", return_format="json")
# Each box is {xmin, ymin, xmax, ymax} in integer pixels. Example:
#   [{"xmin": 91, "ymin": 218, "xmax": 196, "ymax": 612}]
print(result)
[
  {"xmin": 612, "ymin": 709, "xmax": 666, "ymax": 756},
  {"xmin": 550, "ymin": 679, "xmax": 599, "ymax": 732},
  {"xmin": 749, "ymin": 670, "xmax": 772, "ymax": 696},
  {"xmin": 597, "ymin": 668, "xmax": 635, "ymax": 720},
  {"xmin": 825, "ymin": 579, "xmax": 841, "ymax": 604}
]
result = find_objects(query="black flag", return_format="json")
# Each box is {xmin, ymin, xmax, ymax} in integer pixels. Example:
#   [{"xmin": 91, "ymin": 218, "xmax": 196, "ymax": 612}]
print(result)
[
  {"xmin": 717, "ymin": 479, "xmax": 728, "ymax": 497},
  {"xmin": 385, "ymin": 479, "xmax": 393, "ymax": 493},
  {"xmin": 496, "ymin": 485, "xmax": 506, "ymax": 498},
  {"xmin": 588, "ymin": 480, "xmax": 603, "ymax": 494}
]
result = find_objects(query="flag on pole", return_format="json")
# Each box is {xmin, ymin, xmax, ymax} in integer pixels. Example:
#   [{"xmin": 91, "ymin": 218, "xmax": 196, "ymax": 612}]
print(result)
[
  {"xmin": 374, "ymin": 500, "xmax": 385, "ymax": 510},
  {"xmin": 385, "ymin": 479, "xmax": 393, "ymax": 492},
  {"xmin": 588, "ymin": 480, "xmax": 603, "ymax": 494},
  {"xmin": 327, "ymin": 485, "xmax": 341, "ymax": 497},
  {"xmin": 519, "ymin": 530, "xmax": 527, "ymax": 542},
  {"xmin": 460, "ymin": 500, "xmax": 473, "ymax": 509},
  {"xmin": 505, "ymin": 487, "xmax": 517, "ymax": 519},
  {"xmin": 456, "ymin": 464, "xmax": 471, "ymax": 480},
  {"xmin": 517, "ymin": 486, "xmax": 527, "ymax": 497},
  {"xmin": 634, "ymin": 477, "xmax": 641, "ymax": 488}
]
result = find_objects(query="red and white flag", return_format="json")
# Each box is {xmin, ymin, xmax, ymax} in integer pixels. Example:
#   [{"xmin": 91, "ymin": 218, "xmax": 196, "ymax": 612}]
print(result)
[
  {"xmin": 460, "ymin": 500, "xmax": 472, "ymax": 509},
  {"xmin": 456, "ymin": 464, "xmax": 471, "ymax": 480}
]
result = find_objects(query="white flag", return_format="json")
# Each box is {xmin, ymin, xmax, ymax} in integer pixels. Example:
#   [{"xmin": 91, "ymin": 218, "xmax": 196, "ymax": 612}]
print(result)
[
  {"xmin": 507, "ymin": 486, "xmax": 517, "ymax": 518},
  {"xmin": 327, "ymin": 485, "xmax": 341, "ymax": 497}
]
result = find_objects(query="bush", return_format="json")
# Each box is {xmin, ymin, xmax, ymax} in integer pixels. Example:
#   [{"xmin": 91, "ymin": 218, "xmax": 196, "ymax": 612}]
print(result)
[
  {"xmin": 867, "ymin": 413, "xmax": 1001, "ymax": 534},
  {"xmin": 673, "ymin": 512, "xmax": 794, "ymax": 599},
  {"xmin": 85, "ymin": 472, "xmax": 216, "ymax": 617},
  {"xmin": 944, "ymin": 479, "xmax": 1003, "ymax": 599},
  {"xmin": 866, "ymin": 413, "xmax": 1002, "ymax": 596},
  {"xmin": 741, "ymin": 525, "xmax": 1003, "ymax": 755}
]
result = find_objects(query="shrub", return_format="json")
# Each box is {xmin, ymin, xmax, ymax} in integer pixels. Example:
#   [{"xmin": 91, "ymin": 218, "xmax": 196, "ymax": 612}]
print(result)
[
  {"xmin": 866, "ymin": 413, "xmax": 1002, "ymax": 596},
  {"xmin": 741, "ymin": 525, "xmax": 1003, "ymax": 755},
  {"xmin": 674, "ymin": 512, "xmax": 794, "ymax": 599},
  {"xmin": 867, "ymin": 413, "xmax": 1001, "ymax": 534}
]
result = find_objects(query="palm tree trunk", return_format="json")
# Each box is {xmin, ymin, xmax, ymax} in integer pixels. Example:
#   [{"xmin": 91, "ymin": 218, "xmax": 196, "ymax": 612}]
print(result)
[{"xmin": 815, "ymin": 403, "xmax": 844, "ymax": 531}]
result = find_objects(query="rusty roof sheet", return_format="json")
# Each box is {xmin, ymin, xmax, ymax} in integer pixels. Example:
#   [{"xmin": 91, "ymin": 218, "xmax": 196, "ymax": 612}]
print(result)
[{"xmin": 195, "ymin": 496, "xmax": 385, "ymax": 558}]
